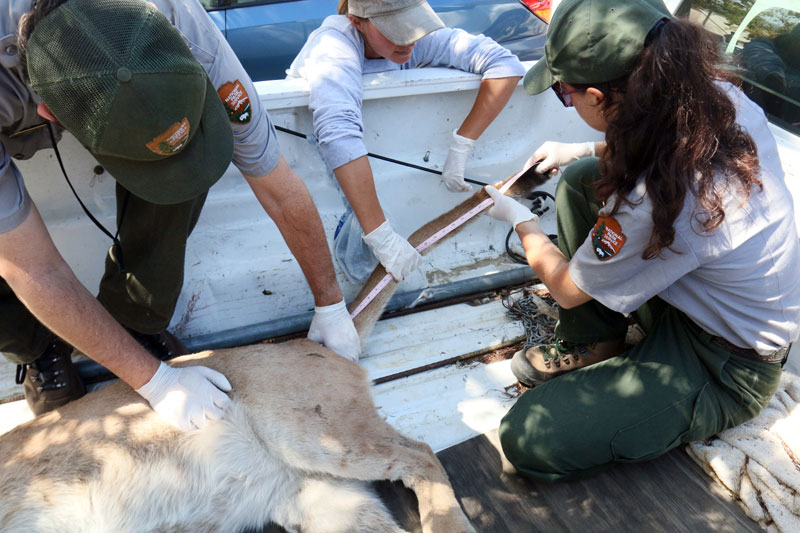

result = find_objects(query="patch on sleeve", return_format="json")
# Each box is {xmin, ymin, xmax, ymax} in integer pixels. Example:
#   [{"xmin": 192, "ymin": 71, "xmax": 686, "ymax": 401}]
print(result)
[
  {"xmin": 146, "ymin": 118, "xmax": 190, "ymax": 156},
  {"xmin": 591, "ymin": 216, "xmax": 626, "ymax": 260},
  {"xmin": 217, "ymin": 80, "xmax": 251, "ymax": 124}
]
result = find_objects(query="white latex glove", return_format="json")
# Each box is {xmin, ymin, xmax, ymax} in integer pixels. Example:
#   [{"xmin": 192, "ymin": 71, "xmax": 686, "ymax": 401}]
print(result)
[
  {"xmin": 136, "ymin": 362, "xmax": 232, "ymax": 432},
  {"xmin": 307, "ymin": 299, "xmax": 361, "ymax": 362},
  {"xmin": 441, "ymin": 129, "xmax": 475, "ymax": 192},
  {"xmin": 526, "ymin": 141, "xmax": 595, "ymax": 175},
  {"xmin": 363, "ymin": 220, "xmax": 421, "ymax": 281},
  {"xmin": 484, "ymin": 185, "xmax": 539, "ymax": 229}
]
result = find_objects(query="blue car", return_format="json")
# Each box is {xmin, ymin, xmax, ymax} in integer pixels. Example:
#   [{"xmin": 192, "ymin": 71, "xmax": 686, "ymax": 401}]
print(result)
[{"xmin": 201, "ymin": 0, "xmax": 548, "ymax": 81}]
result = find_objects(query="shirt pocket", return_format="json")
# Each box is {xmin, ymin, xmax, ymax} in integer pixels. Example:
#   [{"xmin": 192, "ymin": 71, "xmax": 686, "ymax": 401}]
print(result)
[{"xmin": 182, "ymin": 31, "xmax": 221, "ymax": 76}]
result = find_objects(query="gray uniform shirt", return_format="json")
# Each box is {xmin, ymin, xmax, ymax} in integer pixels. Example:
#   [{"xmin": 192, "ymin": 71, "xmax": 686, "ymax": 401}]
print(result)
[
  {"xmin": 569, "ymin": 83, "xmax": 800, "ymax": 354},
  {"xmin": 286, "ymin": 15, "xmax": 525, "ymax": 170},
  {"xmin": 0, "ymin": 0, "xmax": 280, "ymax": 233}
]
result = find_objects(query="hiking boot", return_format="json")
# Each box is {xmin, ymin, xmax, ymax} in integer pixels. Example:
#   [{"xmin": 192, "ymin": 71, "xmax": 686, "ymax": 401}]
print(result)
[
  {"xmin": 15, "ymin": 337, "xmax": 86, "ymax": 416},
  {"xmin": 511, "ymin": 339, "xmax": 625, "ymax": 386},
  {"xmin": 126, "ymin": 328, "xmax": 189, "ymax": 361}
]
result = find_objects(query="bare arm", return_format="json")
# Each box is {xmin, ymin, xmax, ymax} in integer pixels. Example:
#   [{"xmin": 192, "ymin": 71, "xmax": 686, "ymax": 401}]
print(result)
[
  {"xmin": 0, "ymin": 204, "xmax": 158, "ymax": 388},
  {"xmin": 331, "ymin": 155, "xmax": 385, "ymax": 235},
  {"xmin": 594, "ymin": 141, "xmax": 607, "ymax": 158},
  {"xmin": 245, "ymin": 156, "xmax": 343, "ymax": 307},
  {"xmin": 456, "ymin": 76, "xmax": 521, "ymax": 140},
  {"xmin": 516, "ymin": 220, "xmax": 591, "ymax": 309}
]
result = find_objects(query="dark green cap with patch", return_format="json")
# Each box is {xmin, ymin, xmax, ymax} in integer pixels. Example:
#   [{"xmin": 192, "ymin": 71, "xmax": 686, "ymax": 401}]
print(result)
[
  {"xmin": 523, "ymin": 0, "xmax": 672, "ymax": 95},
  {"xmin": 26, "ymin": 0, "xmax": 233, "ymax": 204}
]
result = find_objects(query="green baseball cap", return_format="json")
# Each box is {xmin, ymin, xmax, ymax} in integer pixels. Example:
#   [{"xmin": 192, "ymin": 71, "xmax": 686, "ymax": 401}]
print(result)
[
  {"xmin": 26, "ymin": 0, "xmax": 233, "ymax": 205},
  {"xmin": 523, "ymin": 0, "xmax": 672, "ymax": 95}
]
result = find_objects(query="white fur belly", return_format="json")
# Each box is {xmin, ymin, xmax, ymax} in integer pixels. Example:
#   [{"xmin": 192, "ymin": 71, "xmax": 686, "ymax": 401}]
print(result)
[{"xmin": 3, "ymin": 404, "xmax": 302, "ymax": 533}]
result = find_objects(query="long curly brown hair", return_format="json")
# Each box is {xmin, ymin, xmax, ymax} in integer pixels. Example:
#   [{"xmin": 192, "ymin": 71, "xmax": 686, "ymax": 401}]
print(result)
[{"xmin": 584, "ymin": 19, "xmax": 761, "ymax": 259}]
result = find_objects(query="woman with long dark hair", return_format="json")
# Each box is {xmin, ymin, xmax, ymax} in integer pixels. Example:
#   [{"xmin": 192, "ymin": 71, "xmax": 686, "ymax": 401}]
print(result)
[{"xmin": 484, "ymin": 0, "xmax": 800, "ymax": 481}]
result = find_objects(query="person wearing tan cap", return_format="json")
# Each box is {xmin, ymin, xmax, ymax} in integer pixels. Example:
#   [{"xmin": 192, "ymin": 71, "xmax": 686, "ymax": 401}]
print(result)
[{"xmin": 287, "ymin": 0, "xmax": 525, "ymax": 284}]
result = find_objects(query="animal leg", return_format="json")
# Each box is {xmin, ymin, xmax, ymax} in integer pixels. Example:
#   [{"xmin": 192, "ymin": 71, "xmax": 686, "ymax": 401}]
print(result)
[
  {"xmin": 287, "ymin": 425, "xmax": 474, "ymax": 533},
  {"xmin": 270, "ymin": 477, "xmax": 407, "ymax": 533}
]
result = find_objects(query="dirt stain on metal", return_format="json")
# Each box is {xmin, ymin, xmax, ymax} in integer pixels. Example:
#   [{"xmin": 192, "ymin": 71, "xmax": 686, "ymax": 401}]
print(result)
[{"xmin": 424, "ymin": 256, "xmax": 502, "ymax": 285}]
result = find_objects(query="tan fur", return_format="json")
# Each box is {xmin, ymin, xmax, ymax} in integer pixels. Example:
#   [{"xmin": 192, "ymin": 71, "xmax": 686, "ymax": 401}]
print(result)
[
  {"xmin": 0, "ymin": 340, "xmax": 475, "ymax": 533},
  {"xmin": 0, "ymin": 167, "xmax": 548, "ymax": 531},
  {"xmin": 350, "ymin": 166, "xmax": 549, "ymax": 341}
]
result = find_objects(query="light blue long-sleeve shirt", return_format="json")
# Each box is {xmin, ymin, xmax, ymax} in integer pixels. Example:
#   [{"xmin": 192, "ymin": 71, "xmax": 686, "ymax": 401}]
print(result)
[{"xmin": 286, "ymin": 15, "xmax": 525, "ymax": 170}]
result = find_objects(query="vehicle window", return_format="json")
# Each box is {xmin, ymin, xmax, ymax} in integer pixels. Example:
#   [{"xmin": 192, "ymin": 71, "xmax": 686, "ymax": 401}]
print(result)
[
  {"xmin": 683, "ymin": 0, "xmax": 800, "ymax": 135},
  {"xmin": 211, "ymin": 0, "xmax": 291, "ymax": 6}
]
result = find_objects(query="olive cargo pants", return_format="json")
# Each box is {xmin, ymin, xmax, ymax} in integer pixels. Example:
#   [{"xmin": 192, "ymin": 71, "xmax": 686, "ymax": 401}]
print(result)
[
  {"xmin": 0, "ymin": 183, "xmax": 206, "ymax": 364},
  {"xmin": 499, "ymin": 159, "xmax": 782, "ymax": 482}
]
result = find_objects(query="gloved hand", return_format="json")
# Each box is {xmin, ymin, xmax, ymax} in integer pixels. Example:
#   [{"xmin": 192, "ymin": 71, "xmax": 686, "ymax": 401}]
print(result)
[
  {"xmin": 525, "ymin": 141, "xmax": 595, "ymax": 175},
  {"xmin": 307, "ymin": 298, "xmax": 361, "ymax": 362},
  {"xmin": 136, "ymin": 362, "xmax": 232, "ymax": 432},
  {"xmin": 441, "ymin": 128, "xmax": 475, "ymax": 192},
  {"xmin": 363, "ymin": 220, "xmax": 421, "ymax": 281},
  {"xmin": 484, "ymin": 185, "xmax": 539, "ymax": 229}
]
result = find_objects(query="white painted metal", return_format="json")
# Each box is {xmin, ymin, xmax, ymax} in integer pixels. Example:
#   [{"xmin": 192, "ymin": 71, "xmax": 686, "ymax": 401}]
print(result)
[
  {"xmin": 1, "ymin": 298, "xmax": 526, "ymax": 453},
  {"xmin": 2, "ymin": 60, "xmax": 799, "ymax": 455},
  {"xmin": 360, "ymin": 299, "xmax": 524, "ymax": 381},
  {"xmin": 3, "ymin": 319, "xmax": 800, "ymax": 454},
  {"xmin": 11, "ymin": 62, "xmax": 602, "ymax": 346}
]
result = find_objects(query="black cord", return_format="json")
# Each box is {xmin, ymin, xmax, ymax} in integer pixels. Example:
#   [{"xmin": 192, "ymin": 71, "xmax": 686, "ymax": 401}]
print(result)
[
  {"xmin": 505, "ymin": 190, "xmax": 557, "ymax": 264},
  {"xmin": 274, "ymin": 125, "xmax": 488, "ymax": 186},
  {"xmin": 275, "ymin": 124, "xmax": 558, "ymax": 261},
  {"xmin": 46, "ymin": 123, "xmax": 127, "ymax": 273}
]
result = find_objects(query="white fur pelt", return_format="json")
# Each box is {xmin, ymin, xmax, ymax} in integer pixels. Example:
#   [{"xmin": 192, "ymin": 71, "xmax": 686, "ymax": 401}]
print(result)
[
  {"xmin": 686, "ymin": 371, "xmax": 800, "ymax": 532},
  {"xmin": 0, "ymin": 340, "xmax": 475, "ymax": 533}
]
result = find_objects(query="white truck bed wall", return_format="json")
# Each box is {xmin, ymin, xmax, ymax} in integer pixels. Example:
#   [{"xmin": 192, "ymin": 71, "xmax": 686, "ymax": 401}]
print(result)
[
  {"xmin": 14, "ymin": 63, "xmax": 598, "ymax": 347},
  {"xmin": 13, "ymin": 62, "xmax": 800, "ymax": 349}
]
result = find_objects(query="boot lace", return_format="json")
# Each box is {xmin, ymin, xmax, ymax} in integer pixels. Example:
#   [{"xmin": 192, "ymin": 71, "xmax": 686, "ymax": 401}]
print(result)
[
  {"xmin": 542, "ymin": 340, "xmax": 586, "ymax": 369},
  {"xmin": 15, "ymin": 341, "xmax": 69, "ymax": 391}
]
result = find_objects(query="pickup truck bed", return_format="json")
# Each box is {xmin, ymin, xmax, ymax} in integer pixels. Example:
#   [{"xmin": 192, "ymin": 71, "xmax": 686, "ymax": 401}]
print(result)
[{"xmin": 2, "ymin": 62, "xmax": 798, "ymax": 531}]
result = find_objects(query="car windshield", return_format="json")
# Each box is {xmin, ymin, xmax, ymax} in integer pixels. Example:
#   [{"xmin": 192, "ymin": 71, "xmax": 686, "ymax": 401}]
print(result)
[{"xmin": 679, "ymin": 0, "xmax": 800, "ymax": 136}]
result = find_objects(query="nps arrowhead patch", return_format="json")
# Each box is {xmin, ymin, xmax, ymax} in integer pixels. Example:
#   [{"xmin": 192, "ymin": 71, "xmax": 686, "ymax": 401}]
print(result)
[{"xmin": 591, "ymin": 216, "xmax": 626, "ymax": 261}]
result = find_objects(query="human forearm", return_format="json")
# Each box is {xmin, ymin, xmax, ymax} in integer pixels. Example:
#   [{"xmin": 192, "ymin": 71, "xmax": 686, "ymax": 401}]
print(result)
[
  {"xmin": 11, "ymin": 262, "xmax": 159, "ymax": 387},
  {"xmin": 0, "ymin": 207, "xmax": 157, "ymax": 388},
  {"xmin": 333, "ymin": 156, "xmax": 386, "ymax": 234},
  {"xmin": 246, "ymin": 157, "xmax": 342, "ymax": 306},
  {"xmin": 484, "ymin": 185, "xmax": 590, "ymax": 308},
  {"xmin": 594, "ymin": 141, "xmax": 607, "ymax": 158},
  {"xmin": 441, "ymin": 77, "xmax": 521, "ymax": 192},
  {"xmin": 457, "ymin": 76, "xmax": 521, "ymax": 140},
  {"xmin": 333, "ymin": 158, "xmax": 420, "ymax": 281},
  {"xmin": 516, "ymin": 221, "xmax": 591, "ymax": 309}
]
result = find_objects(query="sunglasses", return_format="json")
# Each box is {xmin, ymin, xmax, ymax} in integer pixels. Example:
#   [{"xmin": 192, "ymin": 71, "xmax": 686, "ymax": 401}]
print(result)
[{"xmin": 551, "ymin": 82, "xmax": 582, "ymax": 107}]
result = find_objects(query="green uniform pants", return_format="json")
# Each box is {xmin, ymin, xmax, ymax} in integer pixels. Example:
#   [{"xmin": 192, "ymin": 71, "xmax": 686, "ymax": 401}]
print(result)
[
  {"xmin": 498, "ymin": 158, "xmax": 782, "ymax": 482},
  {"xmin": 0, "ymin": 183, "xmax": 206, "ymax": 365}
]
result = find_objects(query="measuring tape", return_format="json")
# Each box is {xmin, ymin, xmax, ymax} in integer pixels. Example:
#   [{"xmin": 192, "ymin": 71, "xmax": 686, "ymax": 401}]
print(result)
[{"xmin": 349, "ymin": 170, "xmax": 527, "ymax": 319}]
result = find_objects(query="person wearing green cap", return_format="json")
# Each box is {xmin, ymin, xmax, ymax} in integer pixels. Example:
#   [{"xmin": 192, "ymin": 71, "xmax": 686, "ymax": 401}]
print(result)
[
  {"xmin": 286, "ymin": 0, "xmax": 525, "ymax": 284},
  {"xmin": 482, "ymin": 0, "xmax": 799, "ymax": 481},
  {"xmin": 0, "ymin": 0, "xmax": 359, "ymax": 427}
]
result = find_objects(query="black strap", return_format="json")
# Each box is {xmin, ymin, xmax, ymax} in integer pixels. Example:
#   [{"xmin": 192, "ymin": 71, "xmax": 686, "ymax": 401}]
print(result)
[
  {"xmin": 46, "ymin": 123, "xmax": 127, "ymax": 273},
  {"xmin": 15, "ymin": 364, "xmax": 26, "ymax": 384},
  {"xmin": 274, "ymin": 125, "xmax": 488, "ymax": 186}
]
